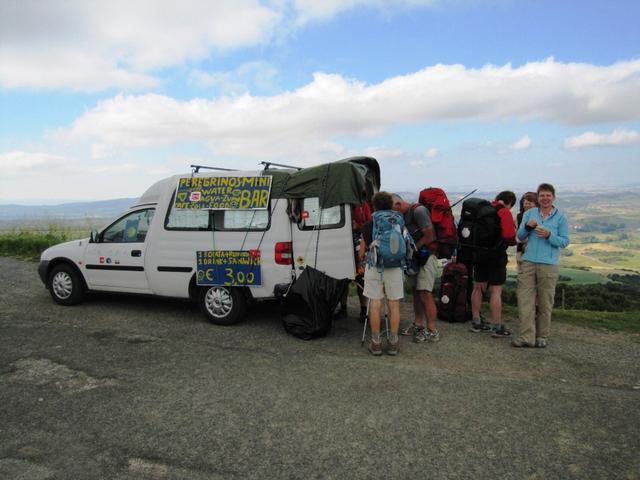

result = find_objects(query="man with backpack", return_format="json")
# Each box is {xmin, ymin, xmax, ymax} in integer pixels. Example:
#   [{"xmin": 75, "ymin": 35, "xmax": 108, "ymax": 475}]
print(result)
[
  {"xmin": 358, "ymin": 191, "xmax": 407, "ymax": 356},
  {"xmin": 392, "ymin": 194, "xmax": 440, "ymax": 343},
  {"xmin": 464, "ymin": 191, "xmax": 517, "ymax": 337}
]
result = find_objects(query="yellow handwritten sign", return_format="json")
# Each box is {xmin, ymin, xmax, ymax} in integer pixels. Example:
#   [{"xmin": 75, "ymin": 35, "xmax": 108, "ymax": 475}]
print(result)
[
  {"xmin": 196, "ymin": 250, "xmax": 262, "ymax": 286},
  {"xmin": 174, "ymin": 176, "xmax": 272, "ymax": 210}
]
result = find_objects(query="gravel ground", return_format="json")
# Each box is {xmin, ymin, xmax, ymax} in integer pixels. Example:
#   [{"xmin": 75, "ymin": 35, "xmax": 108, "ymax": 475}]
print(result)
[{"xmin": 1, "ymin": 256, "xmax": 639, "ymax": 479}]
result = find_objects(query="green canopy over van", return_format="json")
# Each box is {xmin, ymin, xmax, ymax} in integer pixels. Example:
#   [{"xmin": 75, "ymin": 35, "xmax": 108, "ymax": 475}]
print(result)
[{"xmin": 268, "ymin": 156, "xmax": 380, "ymax": 208}]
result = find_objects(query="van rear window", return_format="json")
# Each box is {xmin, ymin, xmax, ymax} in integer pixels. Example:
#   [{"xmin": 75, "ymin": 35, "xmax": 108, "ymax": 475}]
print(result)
[{"xmin": 298, "ymin": 197, "xmax": 344, "ymax": 230}]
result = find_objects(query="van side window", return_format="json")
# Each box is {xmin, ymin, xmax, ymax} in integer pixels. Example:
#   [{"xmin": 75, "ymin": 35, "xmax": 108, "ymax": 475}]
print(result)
[
  {"xmin": 298, "ymin": 197, "xmax": 344, "ymax": 230},
  {"xmin": 166, "ymin": 207, "xmax": 211, "ymax": 230},
  {"xmin": 213, "ymin": 209, "xmax": 270, "ymax": 231},
  {"xmin": 165, "ymin": 190, "xmax": 211, "ymax": 230},
  {"xmin": 102, "ymin": 209, "xmax": 155, "ymax": 243}
]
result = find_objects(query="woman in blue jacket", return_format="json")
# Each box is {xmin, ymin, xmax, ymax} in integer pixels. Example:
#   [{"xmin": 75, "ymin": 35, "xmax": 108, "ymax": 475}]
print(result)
[{"xmin": 513, "ymin": 183, "xmax": 570, "ymax": 348}]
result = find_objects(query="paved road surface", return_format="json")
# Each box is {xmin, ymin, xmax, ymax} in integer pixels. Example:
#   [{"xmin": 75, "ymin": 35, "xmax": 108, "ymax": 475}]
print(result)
[{"xmin": 1, "ymin": 257, "xmax": 638, "ymax": 479}]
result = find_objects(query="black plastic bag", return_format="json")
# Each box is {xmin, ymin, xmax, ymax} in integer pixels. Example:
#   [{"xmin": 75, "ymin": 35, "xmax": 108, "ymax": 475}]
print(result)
[{"xmin": 282, "ymin": 266, "xmax": 350, "ymax": 340}]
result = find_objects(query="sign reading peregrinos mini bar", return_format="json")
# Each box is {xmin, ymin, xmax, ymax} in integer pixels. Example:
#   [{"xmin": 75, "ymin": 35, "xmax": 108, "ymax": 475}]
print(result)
[{"xmin": 174, "ymin": 176, "xmax": 272, "ymax": 210}]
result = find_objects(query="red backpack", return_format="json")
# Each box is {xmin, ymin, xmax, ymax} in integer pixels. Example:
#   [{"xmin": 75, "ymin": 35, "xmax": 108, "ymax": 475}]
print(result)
[{"xmin": 417, "ymin": 187, "xmax": 458, "ymax": 259}]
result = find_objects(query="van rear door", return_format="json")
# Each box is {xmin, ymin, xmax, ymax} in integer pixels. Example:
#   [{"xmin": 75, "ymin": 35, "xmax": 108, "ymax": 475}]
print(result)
[{"xmin": 290, "ymin": 197, "xmax": 355, "ymax": 280}]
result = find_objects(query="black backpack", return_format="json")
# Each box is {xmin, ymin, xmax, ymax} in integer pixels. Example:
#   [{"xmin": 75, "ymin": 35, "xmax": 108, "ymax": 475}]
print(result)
[
  {"xmin": 457, "ymin": 197, "xmax": 503, "ymax": 263},
  {"xmin": 281, "ymin": 266, "xmax": 350, "ymax": 340}
]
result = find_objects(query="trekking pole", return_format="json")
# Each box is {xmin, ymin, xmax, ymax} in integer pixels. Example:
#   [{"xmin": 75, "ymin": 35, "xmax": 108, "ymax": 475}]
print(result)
[
  {"xmin": 361, "ymin": 298, "xmax": 370, "ymax": 346},
  {"xmin": 450, "ymin": 188, "xmax": 478, "ymax": 209}
]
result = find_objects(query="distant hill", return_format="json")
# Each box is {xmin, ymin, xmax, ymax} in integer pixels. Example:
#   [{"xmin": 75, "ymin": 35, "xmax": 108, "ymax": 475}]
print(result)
[
  {"xmin": 0, "ymin": 198, "xmax": 137, "ymax": 221},
  {"xmin": 1, "ymin": 188, "xmax": 638, "ymax": 223}
]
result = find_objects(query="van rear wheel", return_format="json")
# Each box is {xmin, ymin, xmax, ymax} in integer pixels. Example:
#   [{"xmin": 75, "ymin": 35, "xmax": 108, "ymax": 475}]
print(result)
[{"xmin": 198, "ymin": 286, "xmax": 246, "ymax": 325}]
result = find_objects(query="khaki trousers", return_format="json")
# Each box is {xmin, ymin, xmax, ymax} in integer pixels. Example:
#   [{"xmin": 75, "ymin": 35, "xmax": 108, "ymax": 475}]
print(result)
[{"xmin": 516, "ymin": 261, "xmax": 559, "ymax": 345}]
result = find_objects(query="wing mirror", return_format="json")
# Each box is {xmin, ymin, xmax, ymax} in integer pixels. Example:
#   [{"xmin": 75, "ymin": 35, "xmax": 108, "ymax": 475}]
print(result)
[{"xmin": 90, "ymin": 230, "xmax": 100, "ymax": 243}]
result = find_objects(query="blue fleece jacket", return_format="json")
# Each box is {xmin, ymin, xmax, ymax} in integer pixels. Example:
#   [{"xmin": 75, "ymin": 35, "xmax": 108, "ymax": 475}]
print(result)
[{"xmin": 517, "ymin": 207, "xmax": 570, "ymax": 265}]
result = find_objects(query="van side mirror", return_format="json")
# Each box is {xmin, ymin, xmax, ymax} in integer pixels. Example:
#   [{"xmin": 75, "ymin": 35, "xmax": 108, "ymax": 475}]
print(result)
[{"xmin": 90, "ymin": 231, "xmax": 99, "ymax": 243}]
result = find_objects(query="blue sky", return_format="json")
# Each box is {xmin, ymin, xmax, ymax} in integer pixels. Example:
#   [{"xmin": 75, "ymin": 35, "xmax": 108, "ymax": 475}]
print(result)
[{"xmin": 1, "ymin": 0, "xmax": 639, "ymax": 203}]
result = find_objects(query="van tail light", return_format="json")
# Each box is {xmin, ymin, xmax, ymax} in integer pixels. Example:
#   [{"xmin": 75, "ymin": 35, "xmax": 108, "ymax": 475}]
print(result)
[{"xmin": 275, "ymin": 242, "xmax": 293, "ymax": 265}]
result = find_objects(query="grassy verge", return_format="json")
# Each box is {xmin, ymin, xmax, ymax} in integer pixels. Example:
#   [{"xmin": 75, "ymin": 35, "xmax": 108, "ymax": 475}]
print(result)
[
  {"xmin": 355, "ymin": 289, "xmax": 640, "ymax": 334},
  {"xmin": 0, "ymin": 228, "xmax": 71, "ymax": 261},
  {"xmin": 502, "ymin": 305, "xmax": 640, "ymax": 334}
]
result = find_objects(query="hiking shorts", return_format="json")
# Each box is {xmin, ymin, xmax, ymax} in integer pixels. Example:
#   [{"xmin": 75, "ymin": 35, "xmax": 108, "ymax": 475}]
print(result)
[
  {"xmin": 363, "ymin": 265, "xmax": 404, "ymax": 300},
  {"xmin": 473, "ymin": 254, "xmax": 508, "ymax": 286},
  {"xmin": 405, "ymin": 254, "xmax": 438, "ymax": 292}
]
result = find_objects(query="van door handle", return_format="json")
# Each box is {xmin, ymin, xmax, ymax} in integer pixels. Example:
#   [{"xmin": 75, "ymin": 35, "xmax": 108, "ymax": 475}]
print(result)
[{"xmin": 131, "ymin": 250, "xmax": 142, "ymax": 257}]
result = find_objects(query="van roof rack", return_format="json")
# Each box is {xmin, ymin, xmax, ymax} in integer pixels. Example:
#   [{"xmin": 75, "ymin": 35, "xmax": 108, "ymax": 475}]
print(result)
[
  {"xmin": 261, "ymin": 161, "xmax": 302, "ymax": 171},
  {"xmin": 191, "ymin": 164, "xmax": 234, "ymax": 173}
]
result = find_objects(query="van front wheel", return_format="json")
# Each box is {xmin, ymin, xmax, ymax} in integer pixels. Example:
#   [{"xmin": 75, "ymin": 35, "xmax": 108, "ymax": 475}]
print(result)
[
  {"xmin": 48, "ymin": 264, "xmax": 85, "ymax": 306},
  {"xmin": 198, "ymin": 286, "xmax": 246, "ymax": 325}
]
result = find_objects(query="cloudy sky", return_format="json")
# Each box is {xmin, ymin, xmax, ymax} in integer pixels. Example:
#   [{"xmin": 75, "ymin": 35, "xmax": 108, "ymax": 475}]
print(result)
[{"xmin": 1, "ymin": 0, "xmax": 639, "ymax": 203}]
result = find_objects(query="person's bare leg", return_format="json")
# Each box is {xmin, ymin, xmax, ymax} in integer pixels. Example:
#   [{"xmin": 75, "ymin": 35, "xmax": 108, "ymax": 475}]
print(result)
[
  {"xmin": 369, "ymin": 299, "xmax": 382, "ymax": 339},
  {"xmin": 471, "ymin": 282, "xmax": 487, "ymax": 319},
  {"xmin": 489, "ymin": 285, "xmax": 503, "ymax": 326},
  {"xmin": 418, "ymin": 290, "xmax": 437, "ymax": 332},
  {"xmin": 388, "ymin": 299, "xmax": 400, "ymax": 335},
  {"xmin": 413, "ymin": 290, "xmax": 425, "ymax": 327}
]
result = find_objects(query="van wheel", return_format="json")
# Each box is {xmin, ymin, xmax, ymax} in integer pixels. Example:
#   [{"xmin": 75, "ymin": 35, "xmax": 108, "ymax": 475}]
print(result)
[
  {"xmin": 198, "ymin": 286, "xmax": 246, "ymax": 325},
  {"xmin": 48, "ymin": 264, "xmax": 85, "ymax": 306}
]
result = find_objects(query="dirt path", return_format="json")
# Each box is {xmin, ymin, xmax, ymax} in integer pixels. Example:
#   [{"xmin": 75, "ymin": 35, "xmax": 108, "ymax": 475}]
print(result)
[{"xmin": 1, "ymin": 257, "xmax": 638, "ymax": 479}]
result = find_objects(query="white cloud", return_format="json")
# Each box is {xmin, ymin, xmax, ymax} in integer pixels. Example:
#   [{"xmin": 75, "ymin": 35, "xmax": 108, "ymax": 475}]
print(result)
[
  {"xmin": 0, "ymin": 151, "xmax": 66, "ymax": 174},
  {"xmin": 509, "ymin": 135, "xmax": 531, "ymax": 151},
  {"xmin": 409, "ymin": 160, "xmax": 426, "ymax": 168},
  {"xmin": 56, "ymin": 59, "xmax": 640, "ymax": 159},
  {"xmin": 0, "ymin": 149, "xmax": 172, "ymax": 201},
  {"xmin": 363, "ymin": 146, "xmax": 405, "ymax": 158},
  {"xmin": 0, "ymin": 0, "xmax": 281, "ymax": 91},
  {"xmin": 0, "ymin": 0, "xmax": 445, "ymax": 91},
  {"xmin": 563, "ymin": 128, "xmax": 640, "ymax": 149},
  {"xmin": 425, "ymin": 148, "xmax": 439, "ymax": 158}
]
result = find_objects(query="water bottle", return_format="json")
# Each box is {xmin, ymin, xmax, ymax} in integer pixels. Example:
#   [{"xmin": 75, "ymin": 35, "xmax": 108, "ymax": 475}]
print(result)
[{"xmin": 419, "ymin": 245, "xmax": 429, "ymax": 257}]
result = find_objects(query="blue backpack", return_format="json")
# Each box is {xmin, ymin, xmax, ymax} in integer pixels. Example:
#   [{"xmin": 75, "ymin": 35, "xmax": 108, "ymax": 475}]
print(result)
[{"xmin": 369, "ymin": 210, "xmax": 413, "ymax": 271}]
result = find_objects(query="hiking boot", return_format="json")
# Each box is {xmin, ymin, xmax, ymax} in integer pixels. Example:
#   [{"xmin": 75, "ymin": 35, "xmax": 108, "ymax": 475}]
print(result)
[
  {"xmin": 426, "ymin": 329, "xmax": 441, "ymax": 342},
  {"xmin": 413, "ymin": 328, "xmax": 428, "ymax": 343},
  {"xmin": 368, "ymin": 340, "xmax": 383, "ymax": 356},
  {"xmin": 400, "ymin": 323, "xmax": 420, "ymax": 336},
  {"xmin": 469, "ymin": 321, "xmax": 492, "ymax": 333},
  {"xmin": 511, "ymin": 339, "xmax": 533, "ymax": 348},
  {"xmin": 387, "ymin": 340, "xmax": 400, "ymax": 356},
  {"xmin": 491, "ymin": 325, "xmax": 512, "ymax": 338},
  {"xmin": 535, "ymin": 338, "xmax": 548, "ymax": 348}
]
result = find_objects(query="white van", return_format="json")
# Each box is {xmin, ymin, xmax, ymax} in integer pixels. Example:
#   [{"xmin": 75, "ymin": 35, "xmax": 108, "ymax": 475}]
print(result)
[{"xmin": 38, "ymin": 157, "xmax": 380, "ymax": 325}]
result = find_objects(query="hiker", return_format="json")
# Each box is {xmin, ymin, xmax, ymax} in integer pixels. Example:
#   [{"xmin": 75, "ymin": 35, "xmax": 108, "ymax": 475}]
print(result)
[
  {"xmin": 337, "ymin": 201, "xmax": 372, "ymax": 321},
  {"xmin": 358, "ymin": 191, "xmax": 404, "ymax": 356},
  {"xmin": 516, "ymin": 192, "xmax": 539, "ymax": 266},
  {"xmin": 469, "ymin": 190, "xmax": 517, "ymax": 337},
  {"xmin": 513, "ymin": 183, "xmax": 570, "ymax": 348},
  {"xmin": 392, "ymin": 194, "xmax": 440, "ymax": 343}
]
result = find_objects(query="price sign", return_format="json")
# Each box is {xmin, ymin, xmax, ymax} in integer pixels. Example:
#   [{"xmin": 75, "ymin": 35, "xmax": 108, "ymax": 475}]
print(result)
[{"xmin": 196, "ymin": 250, "xmax": 262, "ymax": 287}]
